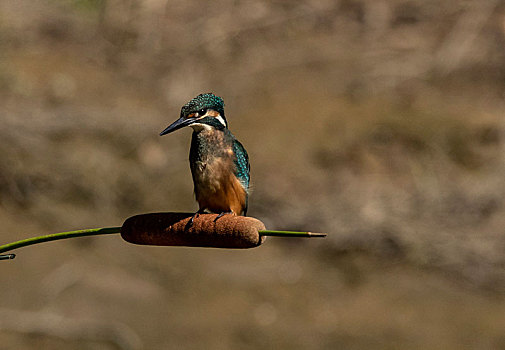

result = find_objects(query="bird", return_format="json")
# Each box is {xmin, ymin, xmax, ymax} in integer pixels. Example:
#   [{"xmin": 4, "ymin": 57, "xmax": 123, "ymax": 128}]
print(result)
[{"xmin": 160, "ymin": 93, "xmax": 250, "ymax": 224}]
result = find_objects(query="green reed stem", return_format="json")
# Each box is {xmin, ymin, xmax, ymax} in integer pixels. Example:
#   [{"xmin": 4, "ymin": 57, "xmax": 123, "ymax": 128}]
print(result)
[
  {"xmin": 259, "ymin": 230, "xmax": 326, "ymax": 237},
  {"xmin": 0, "ymin": 227, "xmax": 121, "ymax": 257}
]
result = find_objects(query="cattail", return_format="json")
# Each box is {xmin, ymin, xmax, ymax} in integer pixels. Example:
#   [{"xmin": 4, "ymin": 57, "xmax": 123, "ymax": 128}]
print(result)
[{"xmin": 121, "ymin": 213, "xmax": 267, "ymax": 249}]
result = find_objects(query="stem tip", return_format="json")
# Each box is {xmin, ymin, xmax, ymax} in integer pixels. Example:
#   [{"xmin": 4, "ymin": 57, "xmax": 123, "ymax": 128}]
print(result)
[{"xmin": 0, "ymin": 254, "xmax": 16, "ymax": 260}]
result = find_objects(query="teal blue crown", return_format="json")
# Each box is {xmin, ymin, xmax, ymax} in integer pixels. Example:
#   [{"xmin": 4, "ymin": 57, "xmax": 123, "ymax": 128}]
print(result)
[{"xmin": 181, "ymin": 93, "xmax": 225, "ymax": 119}]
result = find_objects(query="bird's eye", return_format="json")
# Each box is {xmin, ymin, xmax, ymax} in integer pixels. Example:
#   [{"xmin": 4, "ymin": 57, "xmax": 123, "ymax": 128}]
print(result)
[{"xmin": 198, "ymin": 109, "xmax": 207, "ymax": 116}]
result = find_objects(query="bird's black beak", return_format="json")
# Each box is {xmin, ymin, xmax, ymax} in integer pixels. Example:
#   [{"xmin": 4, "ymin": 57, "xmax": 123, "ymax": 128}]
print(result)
[{"xmin": 160, "ymin": 117, "xmax": 194, "ymax": 136}]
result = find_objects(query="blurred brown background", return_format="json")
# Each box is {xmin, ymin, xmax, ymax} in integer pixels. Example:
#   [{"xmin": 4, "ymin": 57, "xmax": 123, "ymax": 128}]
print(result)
[{"xmin": 1, "ymin": 0, "xmax": 505, "ymax": 349}]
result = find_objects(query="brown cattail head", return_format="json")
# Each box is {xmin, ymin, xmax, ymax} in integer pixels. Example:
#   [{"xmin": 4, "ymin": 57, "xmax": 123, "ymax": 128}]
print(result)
[{"xmin": 121, "ymin": 213, "xmax": 266, "ymax": 249}]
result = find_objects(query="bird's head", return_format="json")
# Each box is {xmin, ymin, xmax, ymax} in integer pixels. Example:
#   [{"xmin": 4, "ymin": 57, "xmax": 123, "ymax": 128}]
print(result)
[{"xmin": 160, "ymin": 93, "xmax": 228, "ymax": 135}]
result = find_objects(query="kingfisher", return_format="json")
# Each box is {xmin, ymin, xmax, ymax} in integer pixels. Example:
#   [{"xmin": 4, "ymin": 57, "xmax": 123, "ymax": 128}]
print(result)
[{"xmin": 160, "ymin": 93, "xmax": 250, "ymax": 223}]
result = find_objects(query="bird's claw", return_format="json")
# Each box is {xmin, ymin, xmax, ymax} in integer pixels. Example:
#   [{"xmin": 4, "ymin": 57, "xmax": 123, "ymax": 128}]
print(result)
[
  {"xmin": 185, "ymin": 210, "xmax": 203, "ymax": 229},
  {"xmin": 213, "ymin": 211, "xmax": 233, "ymax": 222}
]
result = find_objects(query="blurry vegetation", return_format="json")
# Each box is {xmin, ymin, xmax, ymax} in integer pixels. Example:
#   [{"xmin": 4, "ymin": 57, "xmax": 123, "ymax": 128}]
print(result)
[{"xmin": 1, "ymin": 0, "xmax": 505, "ymax": 349}]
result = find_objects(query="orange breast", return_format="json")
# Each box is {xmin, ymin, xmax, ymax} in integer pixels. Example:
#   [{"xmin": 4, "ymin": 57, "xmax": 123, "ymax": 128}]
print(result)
[
  {"xmin": 196, "ymin": 175, "xmax": 246, "ymax": 214},
  {"xmin": 193, "ymin": 158, "xmax": 247, "ymax": 215}
]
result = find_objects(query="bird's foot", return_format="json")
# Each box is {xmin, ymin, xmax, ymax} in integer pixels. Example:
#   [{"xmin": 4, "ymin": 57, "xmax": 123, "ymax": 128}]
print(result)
[
  {"xmin": 213, "ymin": 211, "xmax": 234, "ymax": 222},
  {"xmin": 185, "ymin": 209, "xmax": 205, "ymax": 229}
]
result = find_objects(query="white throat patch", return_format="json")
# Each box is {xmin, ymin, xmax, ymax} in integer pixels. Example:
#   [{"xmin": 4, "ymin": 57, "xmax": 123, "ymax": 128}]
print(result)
[{"xmin": 190, "ymin": 123, "xmax": 212, "ymax": 132}]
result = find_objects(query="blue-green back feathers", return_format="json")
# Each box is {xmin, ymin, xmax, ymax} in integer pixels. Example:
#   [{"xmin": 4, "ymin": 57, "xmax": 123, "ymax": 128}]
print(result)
[
  {"xmin": 233, "ymin": 138, "xmax": 250, "ymax": 215},
  {"xmin": 233, "ymin": 139, "xmax": 250, "ymax": 192}
]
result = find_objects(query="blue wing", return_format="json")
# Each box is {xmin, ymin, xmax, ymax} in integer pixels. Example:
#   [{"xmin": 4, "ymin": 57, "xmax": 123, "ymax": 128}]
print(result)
[
  {"xmin": 233, "ymin": 139, "xmax": 250, "ymax": 191},
  {"xmin": 233, "ymin": 139, "xmax": 250, "ymax": 215}
]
